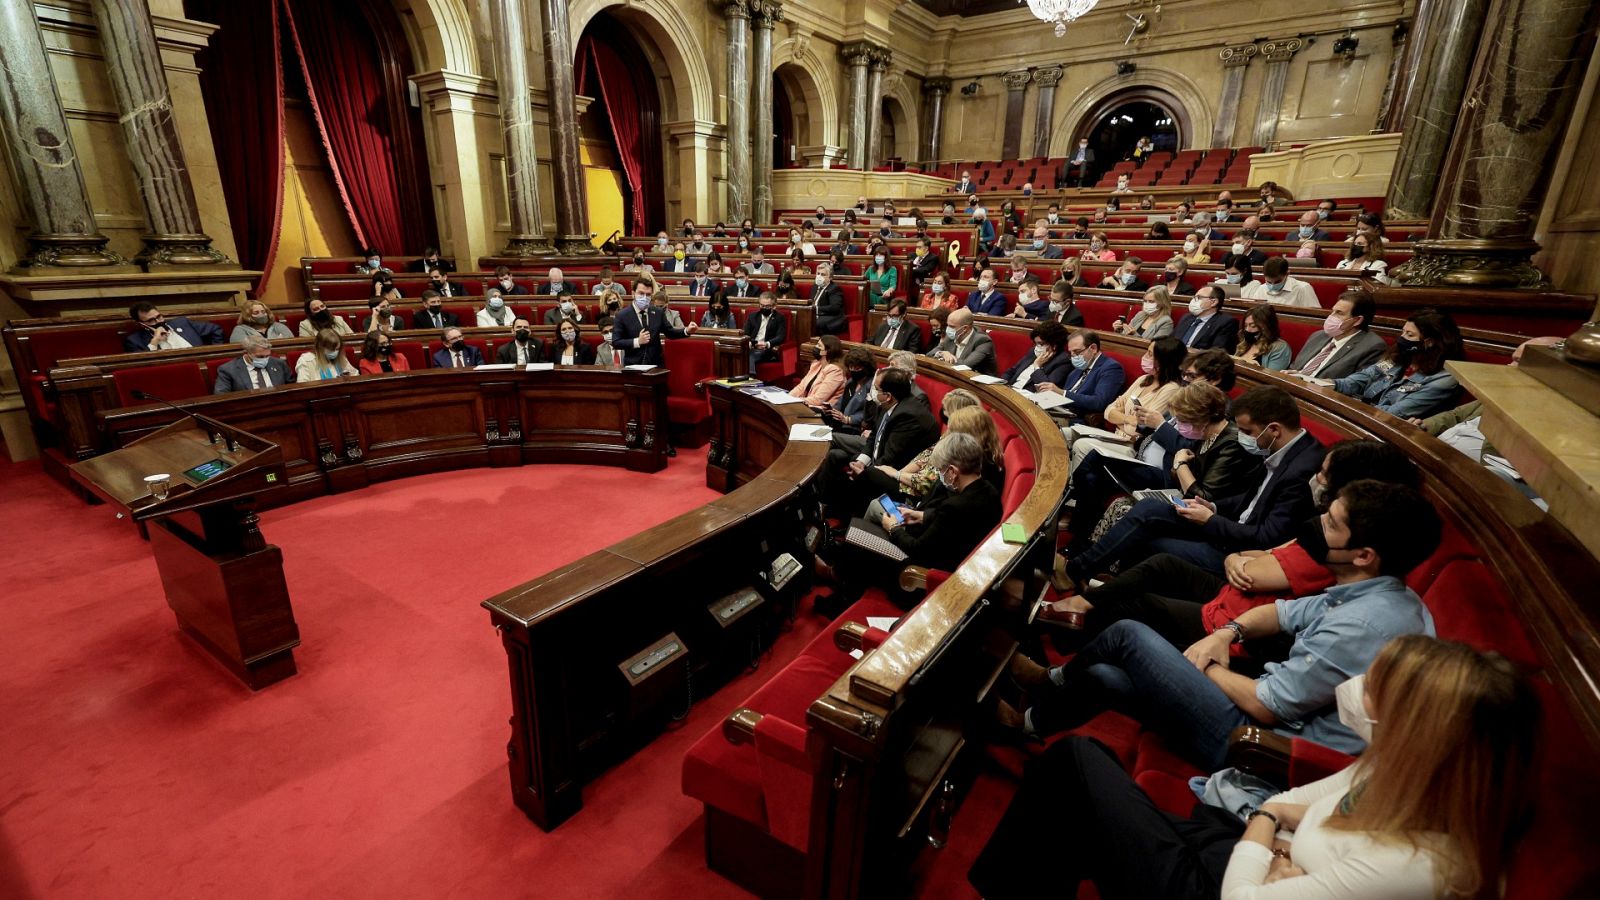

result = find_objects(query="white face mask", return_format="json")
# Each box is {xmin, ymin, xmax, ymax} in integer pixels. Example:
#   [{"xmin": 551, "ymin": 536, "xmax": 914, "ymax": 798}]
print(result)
[
  {"xmin": 1183, "ymin": 241, "xmax": 1197, "ymax": 253},
  {"xmin": 978, "ymin": 279, "xmax": 993, "ymax": 291},
  {"xmin": 1335, "ymin": 673, "xmax": 1376, "ymax": 743},
  {"xmin": 1231, "ymin": 243, "xmax": 1246, "ymax": 255},
  {"xmin": 1188, "ymin": 297, "xmax": 1208, "ymax": 316},
  {"xmin": 1142, "ymin": 300, "xmax": 1158, "ymax": 314},
  {"xmin": 814, "ymin": 275, "xmax": 826, "ymax": 287}
]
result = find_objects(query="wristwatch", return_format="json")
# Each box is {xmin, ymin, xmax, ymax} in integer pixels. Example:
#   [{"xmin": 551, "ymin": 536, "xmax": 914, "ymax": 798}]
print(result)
[{"xmin": 1223, "ymin": 621, "xmax": 1247, "ymax": 644}]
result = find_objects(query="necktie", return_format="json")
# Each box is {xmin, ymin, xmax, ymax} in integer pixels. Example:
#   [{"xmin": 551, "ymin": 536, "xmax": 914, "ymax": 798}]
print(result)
[
  {"xmin": 1302, "ymin": 337, "xmax": 1338, "ymax": 377},
  {"xmin": 886, "ymin": 325, "xmax": 898, "ymax": 347},
  {"xmin": 253, "ymin": 367, "xmax": 265, "ymax": 389},
  {"xmin": 452, "ymin": 351, "xmax": 462, "ymax": 367}
]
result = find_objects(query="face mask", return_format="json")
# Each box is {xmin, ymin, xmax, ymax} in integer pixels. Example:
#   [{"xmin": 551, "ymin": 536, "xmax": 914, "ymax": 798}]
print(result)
[
  {"xmin": 885, "ymin": 316, "xmax": 902, "ymax": 328},
  {"xmin": 814, "ymin": 275, "xmax": 827, "ymax": 288},
  {"xmin": 488, "ymin": 297, "xmax": 505, "ymax": 310},
  {"xmin": 1298, "ymin": 226, "xmax": 1314, "ymax": 239},
  {"xmin": 1266, "ymin": 280, "xmax": 1286, "ymax": 295},
  {"xmin": 1294, "ymin": 513, "xmax": 1331, "ymax": 563},
  {"xmin": 657, "ymin": 237, "xmax": 668, "ymax": 247},
  {"xmin": 366, "ymin": 258, "xmax": 380, "ymax": 269},
  {"xmin": 379, "ymin": 344, "xmax": 393, "ymax": 356},
  {"xmin": 1238, "ymin": 426, "xmax": 1274, "ymax": 456},
  {"xmin": 938, "ymin": 467, "xmax": 956, "ymax": 491},
  {"xmin": 1175, "ymin": 420, "xmax": 1205, "ymax": 440},
  {"xmin": 248, "ymin": 355, "xmax": 270, "ymax": 369},
  {"xmin": 1225, "ymin": 273, "xmax": 1242, "ymax": 285},
  {"xmin": 874, "ymin": 255, "xmax": 886, "ymax": 266},
  {"xmin": 450, "ymin": 339, "xmax": 466, "ymax": 352},
  {"xmin": 499, "ymin": 279, "xmax": 514, "ymax": 289},
  {"xmin": 1394, "ymin": 337, "xmax": 1421, "ymax": 357},
  {"xmin": 634, "ymin": 294, "xmax": 650, "ymax": 309},
  {"xmin": 324, "ymin": 349, "xmax": 341, "ymax": 361},
  {"xmin": 739, "ymin": 240, "xmax": 749, "ymax": 249},
  {"xmin": 1230, "ymin": 243, "xmax": 1246, "ymax": 256},
  {"xmin": 1140, "ymin": 356, "xmax": 1154, "ymax": 375},
  {"xmin": 515, "ymin": 329, "xmax": 531, "ymax": 343},
  {"xmin": 1188, "ymin": 298, "xmax": 1209, "ymax": 316},
  {"xmin": 1317, "ymin": 209, "xmax": 1330, "ymax": 221},
  {"xmin": 1349, "ymin": 244, "xmax": 1364, "ymax": 260},
  {"xmin": 735, "ymin": 278, "xmax": 748, "ymax": 288},
  {"xmin": 978, "ymin": 279, "xmax": 993, "ymax": 291},
  {"xmin": 561, "ymin": 331, "xmax": 577, "ymax": 343},
  {"xmin": 674, "ymin": 251, "xmax": 685, "ymax": 261},
  {"xmin": 1121, "ymin": 272, "xmax": 1137, "ymax": 286},
  {"xmin": 425, "ymin": 304, "xmax": 442, "ymax": 315},
  {"xmin": 1323, "ymin": 314, "xmax": 1347, "ymax": 336},
  {"xmin": 1309, "ymin": 474, "xmax": 1329, "ymax": 509},
  {"xmin": 1049, "ymin": 301, "xmax": 1066, "ymax": 313},
  {"xmin": 1142, "ymin": 300, "xmax": 1158, "ymax": 314},
  {"xmin": 931, "ymin": 283, "xmax": 945, "ymax": 294},
  {"xmin": 1335, "ymin": 674, "xmax": 1375, "ymax": 743},
  {"xmin": 1183, "ymin": 241, "xmax": 1197, "ymax": 253},
  {"xmin": 249, "ymin": 314, "xmax": 270, "ymax": 326},
  {"xmin": 759, "ymin": 304, "xmax": 775, "ymax": 315},
  {"xmin": 311, "ymin": 311, "xmax": 331, "ymax": 324},
  {"xmin": 1070, "ymin": 353, "xmax": 1087, "ymax": 370},
  {"xmin": 791, "ymin": 235, "xmax": 801, "ymax": 244},
  {"xmin": 1090, "ymin": 241, "xmax": 1104, "ymax": 252},
  {"xmin": 1032, "ymin": 239, "xmax": 1045, "ymax": 250},
  {"xmin": 431, "ymin": 280, "xmax": 445, "ymax": 291}
]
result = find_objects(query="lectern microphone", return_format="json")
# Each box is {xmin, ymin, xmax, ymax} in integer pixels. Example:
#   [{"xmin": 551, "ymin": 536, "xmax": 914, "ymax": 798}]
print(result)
[{"xmin": 131, "ymin": 390, "xmax": 235, "ymax": 451}]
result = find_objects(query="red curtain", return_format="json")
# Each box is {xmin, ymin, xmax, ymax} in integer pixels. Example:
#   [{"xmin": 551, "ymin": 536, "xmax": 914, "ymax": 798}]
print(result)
[
  {"xmin": 282, "ymin": 0, "xmax": 432, "ymax": 255},
  {"xmin": 188, "ymin": 0, "xmax": 285, "ymax": 294},
  {"xmin": 577, "ymin": 22, "xmax": 664, "ymax": 235}
]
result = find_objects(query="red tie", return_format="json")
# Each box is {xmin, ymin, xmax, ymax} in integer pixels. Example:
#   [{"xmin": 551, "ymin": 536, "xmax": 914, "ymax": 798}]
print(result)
[{"xmin": 1302, "ymin": 338, "xmax": 1337, "ymax": 377}]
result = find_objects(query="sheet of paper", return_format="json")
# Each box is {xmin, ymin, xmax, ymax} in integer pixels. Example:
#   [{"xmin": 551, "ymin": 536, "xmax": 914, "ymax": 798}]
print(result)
[
  {"xmin": 866, "ymin": 616, "xmax": 898, "ymax": 631},
  {"xmin": 788, "ymin": 423, "xmax": 833, "ymax": 442},
  {"xmin": 969, "ymin": 374, "xmax": 1006, "ymax": 384},
  {"xmin": 623, "ymin": 364, "xmax": 656, "ymax": 371},
  {"xmin": 762, "ymin": 392, "xmax": 805, "ymax": 405},
  {"xmin": 1017, "ymin": 388, "xmax": 1072, "ymax": 410},
  {"xmin": 525, "ymin": 362, "xmax": 555, "ymax": 371},
  {"xmin": 474, "ymin": 363, "xmax": 516, "ymax": 370},
  {"xmin": 953, "ymin": 364, "xmax": 973, "ymax": 372}
]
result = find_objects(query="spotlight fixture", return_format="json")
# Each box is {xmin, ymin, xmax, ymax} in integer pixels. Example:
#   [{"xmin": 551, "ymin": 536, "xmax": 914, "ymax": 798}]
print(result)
[
  {"xmin": 1332, "ymin": 33, "xmax": 1359, "ymax": 61},
  {"xmin": 960, "ymin": 80, "xmax": 980, "ymax": 96},
  {"xmin": 1115, "ymin": 60, "xmax": 1136, "ymax": 76}
]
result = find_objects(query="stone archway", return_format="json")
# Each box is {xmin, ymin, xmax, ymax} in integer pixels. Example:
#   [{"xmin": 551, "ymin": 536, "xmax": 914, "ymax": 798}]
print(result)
[
  {"xmin": 568, "ymin": 0, "xmax": 718, "ymax": 223},
  {"xmin": 390, "ymin": 0, "xmax": 477, "ymax": 74},
  {"xmin": 772, "ymin": 37, "xmax": 840, "ymax": 166},
  {"xmin": 1050, "ymin": 71, "xmax": 1213, "ymax": 156}
]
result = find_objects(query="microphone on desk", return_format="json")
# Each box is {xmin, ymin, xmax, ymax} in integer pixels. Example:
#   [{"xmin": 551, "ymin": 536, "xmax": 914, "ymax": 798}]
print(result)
[{"xmin": 131, "ymin": 390, "xmax": 235, "ymax": 452}]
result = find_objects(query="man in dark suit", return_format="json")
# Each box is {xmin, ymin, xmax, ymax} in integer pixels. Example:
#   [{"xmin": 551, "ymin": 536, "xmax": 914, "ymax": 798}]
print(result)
[
  {"xmin": 743, "ymin": 291, "xmax": 787, "ymax": 371},
  {"xmin": 432, "ymin": 326, "xmax": 484, "ymax": 368},
  {"xmin": 1062, "ymin": 386, "xmax": 1325, "ymax": 583},
  {"xmin": 1099, "ymin": 257, "xmax": 1150, "ymax": 292},
  {"xmin": 427, "ymin": 267, "xmax": 460, "ymax": 297},
  {"xmin": 1287, "ymin": 292, "xmax": 1388, "ymax": 380},
  {"xmin": 407, "ymin": 247, "xmax": 453, "ymax": 274},
  {"xmin": 930, "ymin": 308, "xmax": 998, "ymax": 374},
  {"xmin": 870, "ymin": 299, "xmax": 923, "ymax": 353},
  {"xmin": 492, "ymin": 266, "xmax": 530, "ymax": 296},
  {"xmin": 497, "ymin": 318, "xmax": 544, "ymax": 364},
  {"xmin": 125, "ymin": 301, "xmax": 225, "ymax": 352},
  {"xmin": 686, "ymin": 269, "xmax": 720, "ymax": 297},
  {"xmin": 1067, "ymin": 138, "xmax": 1095, "ymax": 187},
  {"xmin": 539, "ymin": 266, "xmax": 571, "ymax": 296},
  {"xmin": 998, "ymin": 320, "xmax": 1075, "ymax": 391},
  {"xmin": 812, "ymin": 263, "xmax": 847, "ymax": 335},
  {"xmin": 909, "ymin": 238, "xmax": 940, "ymax": 287},
  {"xmin": 611, "ymin": 278, "xmax": 695, "ymax": 366},
  {"xmin": 659, "ymin": 244, "xmax": 695, "ymax": 273},
  {"xmin": 727, "ymin": 267, "xmax": 762, "ymax": 298},
  {"xmin": 213, "ymin": 334, "xmax": 293, "ymax": 392},
  {"xmin": 414, "ymin": 291, "xmax": 457, "ymax": 330},
  {"xmin": 966, "ymin": 269, "xmax": 1006, "ymax": 317},
  {"xmin": 1037, "ymin": 329, "xmax": 1124, "ymax": 416},
  {"xmin": 822, "ymin": 368, "xmax": 940, "ymax": 517},
  {"xmin": 1173, "ymin": 285, "xmax": 1238, "ymax": 351},
  {"xmin": 1295, "ymin": 210, "xmax": 1333, "ymax": 243},
  {"xmin": 954, "ymin": 170, "xmax": 976, "ymax": 194}
]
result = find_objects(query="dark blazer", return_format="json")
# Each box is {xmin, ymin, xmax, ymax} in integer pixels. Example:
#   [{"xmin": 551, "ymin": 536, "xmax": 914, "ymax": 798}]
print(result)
[
  {"xmin": 1174, "ymin": 312, "xmax": 1239, "ymax": 351},
  {"xmin": 830, "ymin": 375, "xmax": 876, "ymax": 432},
  {"xmin": 497, "ymin": 283, "xmax": 532, "ymax": 296},
  {"xmin": 1138, "ymin": 421, "xmax": 1264, "ymax": 502},
  {"xmin": 1289, "ymin": 330, "xmax": 1388, "ymax": 380},
  {"xmin": 743, "ymin": 308, "xmax": 788, "ymax": 361},
  {"xmin": 1201, "ymin": 431, "xmax": 1326, "ymax": 551},
  {"xmin": 548, "ymin": 339, "xmax": 598, "ymax": 365},
  {"xmin": 1019, "ymin": 298, "xmax": 1086, "ymax": 327},
  {"xmin": 407, "ymin": 257, "xmax": 454, "ymax": 274},
  {"xmin": 124, "ymin": 316, "xmax": 225, "ymax": 352},
  {"xmin": 213, "ymin": 356, "xmax": 292, "ymax": 393},
  {"xmin": 659, "ymin": 257, "xmax": 695, "ymax": 273},
  {"xmin": 870, "ymin": 319, "xmax": 923, "ymax": 353},
  {"xmin": 1034, "ymin": 245, "xmax": 1065, "ymax": 260},
  {"xmin": 413, "ymin": 307, "xmax": 459, "ymax": 330},
  {"xmin": 955, "ymin": 179, "xmax": 976, "ymax": 194},
  {"xmin": 727, "ymin": 280, "xmax": 763, "ymax": 298},
  {"xmin": 497, "ymin": 338, "xmax": 545, "ymax": 365},
  {"xmin": 432, "ymin": 343, "xmax": 485, "ymax": 368},
  {"xmin": 891, "ymin": 478, "xmax": 1002, "ymax": 568},
  {"xmin": 1000, "ymin": 349, "xmax": 1075, "ymax": 391},
  {"xmin": 687, "ymin": 277, "xmax": 720, "ymax": 297},
  {"xmin": 612, "ymin": 303, "xmax": 687, "ymax": 366},
  {"xmin": 1222, "ymin": 249, "xmax": 1268, "ymax": 269},
  {"xmin": 865, "ymin": 399, "xmax": 941, "ymax": 469},
  {"xmin": 910, "ymin": 253, "xmax": 939, "ymax": 282},
  {"xmin": 934, "ymin": 330, "xmax": 999, "ymax": 375},
  {"xmin": 1301, "ymin": 227, "xmax": 1334, "ymax": 243},
  {"xmin": 812, "ymin": 282, "xmax": 847, "ymax": 335},
  {"xmin": 966, "ymin": 289, "xmax": 1006, "ymax": 317},
  {"xmin": 1058, "ymin": 354, "xmax": 1125, "ymax": 414},
  {"xmin": 540, "ymin": 282, "xmax": 571, "ymax": 296},
  {"xmin": 360, "ymin": 313, "xmax": 404, "ymax": 332}
]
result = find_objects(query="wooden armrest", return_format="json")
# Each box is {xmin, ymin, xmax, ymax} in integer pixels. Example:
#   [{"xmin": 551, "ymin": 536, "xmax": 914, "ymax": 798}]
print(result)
[
  {"xmin": 1226, "ymin": 725, "xmax": 1293, "ymax": 787},
  {"xmin": 833, "ymin": 620, "xmax": 869, "ymax": 653},
  {"xmin": 898, "ymin": 565, "xmax": 929, "ymax": 592},
  {"xmin": 724, "ymin": 707, "xmax": 763, "ymax": 746}
]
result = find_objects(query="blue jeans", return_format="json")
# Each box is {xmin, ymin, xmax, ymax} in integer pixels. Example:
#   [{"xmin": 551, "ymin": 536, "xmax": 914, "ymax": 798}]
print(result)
[
  {"xmin": 1027, "ymin": 620, "xmax": 1250, "ymax": 770},
  {"xmin": 1066, "ymin": 497, "xmax": 1189, "ymax": 583},
  {"xmin": 1146, "ymin": 536, "xmax": 1229, "ymax": 575}
]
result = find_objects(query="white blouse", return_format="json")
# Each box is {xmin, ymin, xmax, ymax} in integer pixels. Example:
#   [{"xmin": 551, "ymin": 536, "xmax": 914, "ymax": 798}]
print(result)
[{"xmin": 1222, "ymin": 766, "xmax": 1448, "ymax": 900}]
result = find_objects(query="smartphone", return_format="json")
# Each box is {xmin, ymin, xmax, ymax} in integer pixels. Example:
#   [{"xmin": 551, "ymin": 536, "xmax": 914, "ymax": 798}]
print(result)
[
  {"xmin": 876, "ymin": 494, "xmax": 905, "ymax": 524},
  {"xmin": 1169, "ymin": 495, "xmax": 1187, "ymax": 509}
]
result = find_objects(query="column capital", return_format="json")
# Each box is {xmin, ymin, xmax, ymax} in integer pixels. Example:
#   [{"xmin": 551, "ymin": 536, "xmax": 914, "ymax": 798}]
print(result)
[
  {"xmin": 750, "ymin": 0, "xmax": 783, "ymax": 28},
  {"xmin": 717, "ymin": 0, "xmax": 752, "ymax": 20},
  {"xmin": 1219, "ymin": 44, "xmax": 1258, "ymax": 68},
  {"xmin": 1032, "ymin": 65, "xmax": 1064, "ymax": 88},
  {"xmin": 867, "ymin": 47, "xmax": 892, "ymax": 71},
  {"xmin": 1259, "ymin": 37, "xmax": 1304, "ymax": 62},
  {"xmin": 840, "ymin": 40, "xmax": 875, "ymax": 66},
  {"xmin": 1002, "ymin": 69, "xmax": 1032, "ymax": 92},
  {"xmin": 922, "ymin": 76, "xmax": 952, "ymax": 96}
]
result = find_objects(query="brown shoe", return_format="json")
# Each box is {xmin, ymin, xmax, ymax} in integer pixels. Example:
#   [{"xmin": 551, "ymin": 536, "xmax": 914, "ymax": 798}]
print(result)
[
  {"xmin": 1035, "ymin": 601, "xmax": 1086, "ymax": 630},
  {"xmin": 1008, "ymin": 652, "xmax": 1052, "ymax": 692}
]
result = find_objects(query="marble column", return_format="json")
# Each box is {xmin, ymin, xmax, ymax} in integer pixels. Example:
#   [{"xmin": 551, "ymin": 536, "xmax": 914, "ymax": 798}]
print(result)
[
  {"xmin": 0, "ymin": 0, "xmax": 127, "ymax": 270},
  {"xmin": 1000, "ymin": 70, "xmax": 1031, "ymax": 161},
  {"xmin": 1031, "ymin": 66, "xmax": 1063, "ymax": 159},
  {"xmin": 1382, "ymin": 0, "xmax": 1491, "ymax": 220},
  {"xmin": 1395, "ymin": 0, "xmax": 1600, "ymax": 288},
  {"xmin": 1250, "ymin": 38, "xmax": 1302, "ymax": 148},
  {"xmin": 719, "ymin": 0, "xmax": 752, "ymax": 221},
  {"xmin": 864, "ymin": 49, "xmax": 890, "ymax": 167},
  {"xmin": 490, "ymin": 0, "xmax": 548, "ymax": 255},
  {"xmin": 88, "ymin": 0, "xmax": 229, "ymax": 267},
  {"xmin": 841, "ymin": 42, "xmax": 872, "ymax": 169},
  {"xmin": 1210, "ymin": 44, "xmax": 1256, "ymax": 148},
  {"xmin": 750, "ymin": 1, "xmax": 782, "ymax": 222},
  {"xmin": 921, "ymin": 77, "xmax": 951, "ymax": 162},
  {"xmin": 541, "ymin": 0, "xmax": 594, "ymax": 252},
  {"xmin": 1374, "ymin": 19, "xmax": 1413, "ymax": 133}
]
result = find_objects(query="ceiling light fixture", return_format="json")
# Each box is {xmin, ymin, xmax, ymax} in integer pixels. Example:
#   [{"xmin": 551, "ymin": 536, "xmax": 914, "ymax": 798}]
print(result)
[{"xmin": 1025, "ymin": 0, "xmax": 1101, "ymax": 38}]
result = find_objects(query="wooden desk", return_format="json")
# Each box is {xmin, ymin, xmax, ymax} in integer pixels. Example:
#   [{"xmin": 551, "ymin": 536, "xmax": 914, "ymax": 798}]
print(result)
[{"xmin": 483, "ymin": 384, "xmax": 828, "ymax": 829}]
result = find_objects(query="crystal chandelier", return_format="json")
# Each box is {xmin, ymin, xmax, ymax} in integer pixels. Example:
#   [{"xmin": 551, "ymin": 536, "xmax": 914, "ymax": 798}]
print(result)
[{"xmin": 1026, "ymin": 0, "xmax": 1100, "ymax": 37}]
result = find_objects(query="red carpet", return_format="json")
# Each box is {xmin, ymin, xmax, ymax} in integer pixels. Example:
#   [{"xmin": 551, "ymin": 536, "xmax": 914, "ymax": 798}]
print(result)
[{"xmin": 0, "ymin": 451, "xmax": 1012, "ymax": 899}]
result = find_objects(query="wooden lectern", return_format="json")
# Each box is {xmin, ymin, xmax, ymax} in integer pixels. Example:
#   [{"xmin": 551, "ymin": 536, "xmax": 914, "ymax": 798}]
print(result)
[{"xmin": 70, "ymin": 413, "xmax": 300, "ymax": 689}]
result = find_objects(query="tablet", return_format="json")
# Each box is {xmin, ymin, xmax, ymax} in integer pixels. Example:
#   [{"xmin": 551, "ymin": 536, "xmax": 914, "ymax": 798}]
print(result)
[{"xmin": 875, "ymin": 494, "xmax": 905, "ymax": 524}]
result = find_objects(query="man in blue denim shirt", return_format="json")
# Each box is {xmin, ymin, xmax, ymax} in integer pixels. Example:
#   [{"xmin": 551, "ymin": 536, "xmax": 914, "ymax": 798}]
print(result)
[{"xmin": 1006, "ymin": 479, "xmax": 1440, "ymax": 769}]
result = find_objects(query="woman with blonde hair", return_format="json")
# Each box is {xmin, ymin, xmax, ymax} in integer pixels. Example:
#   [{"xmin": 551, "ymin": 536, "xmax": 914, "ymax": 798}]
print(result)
[
  {"xmin": 1113, "ymin": 286, "xmax": 1174, "ymax": 339},
  {"xmin": 1234, "ymin": 303, "xmax": 1292, "ymax": 370},
  {"xmin": 295, "ymin": 328, "xmax": 357, "ymax": 381},
  {"xmin": 230, "ymin": 299, "xmax": 293, "ymax": 343},
  {"xmin": 971, "ymin": 634, "xmax": 1540, "ymax": 900}
]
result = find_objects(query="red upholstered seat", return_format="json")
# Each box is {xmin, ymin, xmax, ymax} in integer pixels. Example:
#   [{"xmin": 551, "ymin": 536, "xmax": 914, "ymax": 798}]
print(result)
[
  {"xmin": 918, "ymin": 374, "xmax": 950, "ymax": 415},
  {"xmin": 112, "ymin": 362, "xmax": 208, "ymax": 407},
  {"xmin": 987, "ymin": 327, "xmax": 1032, "ymax": 371},
  {"xmin": 204, "ymin": 357, "xmax": 229, "ymax": 388},
  {"xmin": 1422, "ymin": 560, "xmax": 1540, "ymax": 667},
  {"xmin": 390, "ymin": 340, "xmax": 427, "ymax": 370},
  {"xmin": 24, "ymin": 327, "xmax": 128, "ymax": 374},
  {"xmin": 1003, "ymin": 472, "xmax": 1034, "ymax": 517},
  {"xmin": 662, "ymin": 338, "xmax": 716, "ymax": 434},
  {"xmin": 1075, "ymin": 298, "xmax": 1128, "ymax": 331}
]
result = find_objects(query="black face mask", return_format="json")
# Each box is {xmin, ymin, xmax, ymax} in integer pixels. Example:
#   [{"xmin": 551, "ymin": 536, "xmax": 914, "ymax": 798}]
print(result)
[
  {"xmin": 1394, "ymin": 337, "xmax": 1422, "ymax": 358},
  {"xmin": 515, "ymin": 329, "xmax": 531, "ymax": 343},
  {"xmin": 311, "ymin": 310, "xmax": 332, "ymax": 323},
  {"xmin": 1295, "ymin": 516, "xmax": 1331, "ymax": 565},
  {"xmin": 1348, "ymin": 244, "xmax": 1363, "ymax": 259},
  {"xmin": 451, "ymin": 339, "xmax": 466, "ymax": 352},
  {"xmin": 378, "ymin": 344, "xmax": 392, "ymax": 356}
]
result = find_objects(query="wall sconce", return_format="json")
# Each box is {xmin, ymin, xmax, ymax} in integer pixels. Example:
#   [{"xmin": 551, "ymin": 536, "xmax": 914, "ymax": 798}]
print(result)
[
  {"xmin": 1115, "ymin": 61, "xmax": 1136, "ymax": 76},
  {"xmin": 960, "ymin": 80, "xmax": 980, "ymax": 96},
  {"xmin": 1332, "ymin": 33, "xmax": 1359, "ymax": 61}
]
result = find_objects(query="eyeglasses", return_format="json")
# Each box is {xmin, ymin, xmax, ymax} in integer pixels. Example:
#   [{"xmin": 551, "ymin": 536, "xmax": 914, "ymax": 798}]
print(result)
[{"xmin": 1181, "ymin": 370, "xmax": 1200, "ymax": 382}]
